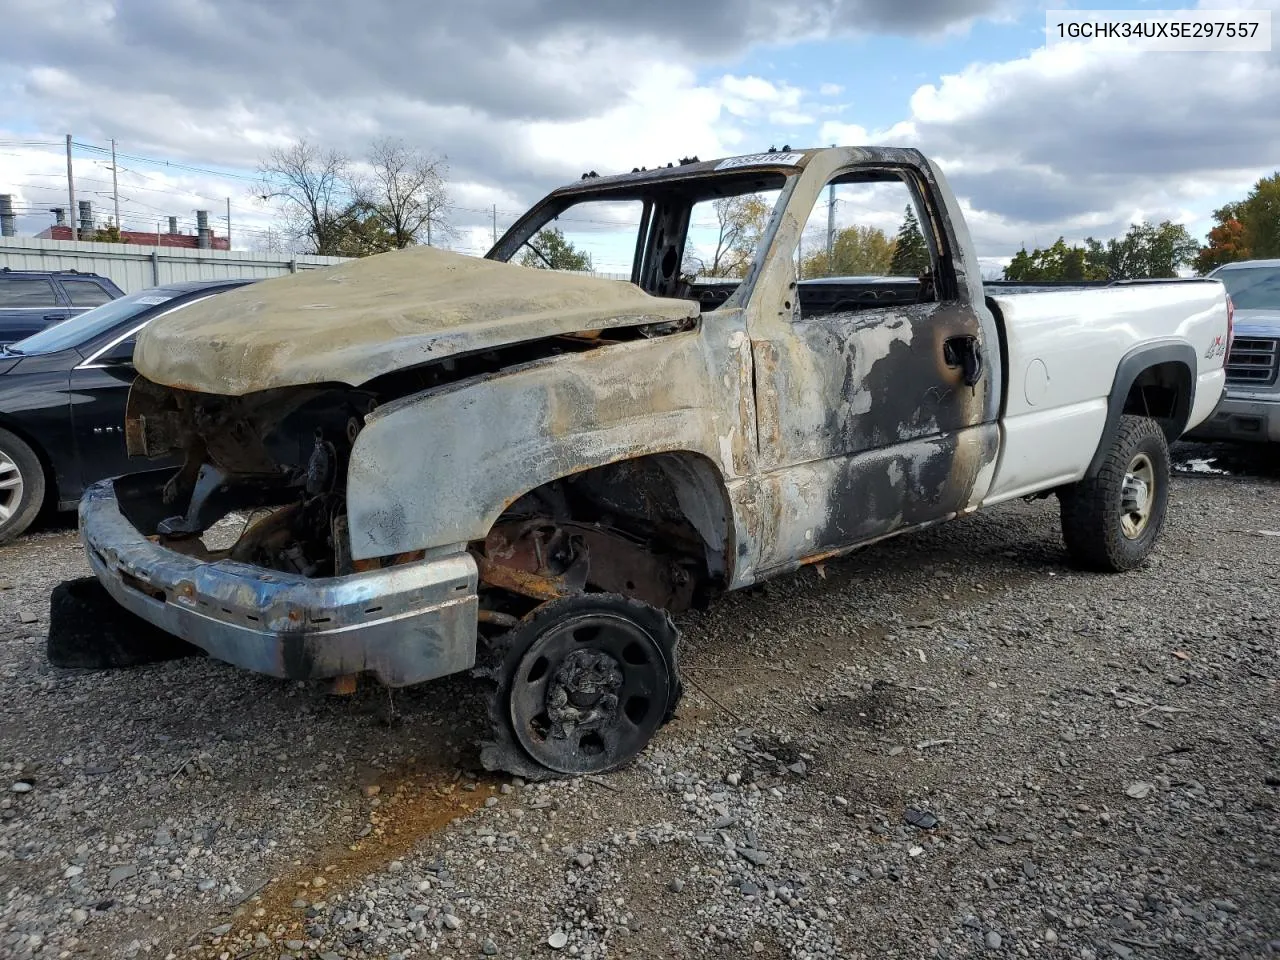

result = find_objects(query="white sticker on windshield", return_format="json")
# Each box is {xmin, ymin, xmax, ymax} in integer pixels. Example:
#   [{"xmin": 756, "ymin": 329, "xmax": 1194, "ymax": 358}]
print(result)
[
  {"xmin": 714, "ymin": 152, "xmax": 805, "ymax": 171},
  {"xmin": 136, "ymin": 295, "xmax": 173, "ymax": 305}
]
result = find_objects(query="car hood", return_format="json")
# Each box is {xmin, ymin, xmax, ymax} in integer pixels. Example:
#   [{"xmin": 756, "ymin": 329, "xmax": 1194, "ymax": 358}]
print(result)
[
  {"xmin": 133, "ymin": 245, "xmax": 700, "ymax": 396},
  {"xmin": 1233, "ymin": 308, "xmax": 1280, "ymax": 337}
]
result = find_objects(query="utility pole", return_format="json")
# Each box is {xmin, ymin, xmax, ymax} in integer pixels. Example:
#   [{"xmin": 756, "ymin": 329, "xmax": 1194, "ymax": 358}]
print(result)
[
  {"xmin": 110, "ymin": 138, "xmax": 120, "ymax": 230},
  {"xmin": 226, "ymin": 197, "xmax": 231, "ymax": 248},
  {"xmin": 65, "ymin": 134, "xmax": 77, "ymax": 241}
]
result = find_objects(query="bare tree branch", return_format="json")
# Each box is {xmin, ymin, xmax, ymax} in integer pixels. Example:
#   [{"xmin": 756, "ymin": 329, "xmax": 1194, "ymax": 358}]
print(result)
[
  {"xmin": 359, "ymin": 138, "xmax": 454, "ymax": 248},
  {"xmin": 257, "ymin": 140, "xmax": 356, "ymax": 256}
]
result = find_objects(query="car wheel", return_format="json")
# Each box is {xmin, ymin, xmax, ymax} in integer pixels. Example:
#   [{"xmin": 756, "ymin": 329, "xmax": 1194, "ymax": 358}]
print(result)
[
  {"xmin": 478, "ymin": 594, "xmax": 683, "ymax": 780},
  {"xmin": 1058, "ymin": 415, "xmax": 1171, "ymax": 572},
  {"xmin": 0, "ymin": 427, "xmax": 46, "ymax": 546}
]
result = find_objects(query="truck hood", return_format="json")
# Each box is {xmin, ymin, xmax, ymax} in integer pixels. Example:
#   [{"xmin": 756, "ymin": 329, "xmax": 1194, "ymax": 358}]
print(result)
[
  {"xmin": 133, "ymin": 245, "xmax": 700, "ymax": 396},
  {"xmin": 1233, "ymin": 308, "xmax": 1280, "ymax": 337}
]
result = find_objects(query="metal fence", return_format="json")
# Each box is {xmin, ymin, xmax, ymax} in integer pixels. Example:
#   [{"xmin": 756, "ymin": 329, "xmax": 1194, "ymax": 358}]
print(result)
[{"xmin": 0, "ymin": 238, "xmax": 350, "ymax": 293}]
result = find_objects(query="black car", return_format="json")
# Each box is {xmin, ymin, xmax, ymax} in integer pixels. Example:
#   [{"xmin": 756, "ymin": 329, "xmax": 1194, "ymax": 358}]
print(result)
[
  {"xmin": 0, "ymin": 268, "xmax": 125, "ymax": 343},
  {"xmin": 0, "ymin": 278, "xmax": 255, "ymax": 544}
]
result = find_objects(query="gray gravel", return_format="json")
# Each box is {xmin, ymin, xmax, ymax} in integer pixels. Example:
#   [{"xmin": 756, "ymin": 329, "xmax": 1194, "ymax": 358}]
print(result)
[{"xmin": 1, "ymin": 442, "xmax": 1277, "ymax": 959}]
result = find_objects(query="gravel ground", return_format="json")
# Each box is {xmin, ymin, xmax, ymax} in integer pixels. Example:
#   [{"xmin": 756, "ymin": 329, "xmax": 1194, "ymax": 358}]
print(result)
[{"xmin": 1, "ymin": 441, "xmax": 1277, "ymax": 960}]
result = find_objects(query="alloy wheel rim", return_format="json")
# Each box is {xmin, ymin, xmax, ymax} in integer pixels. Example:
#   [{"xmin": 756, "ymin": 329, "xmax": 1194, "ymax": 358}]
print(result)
[
  {"xmin": 0, "ymin": 450, "xmax": 24, "ymax": 524},
  {"xmin": 1119, "ymin": 452, "xmax": 1155, "ymax": 539}
]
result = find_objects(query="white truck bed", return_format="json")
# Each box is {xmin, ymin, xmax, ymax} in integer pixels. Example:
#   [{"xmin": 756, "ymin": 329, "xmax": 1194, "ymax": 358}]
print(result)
[{"xmin": 983, "ymin": 280, "xmax": 1228, "ymax": 504}]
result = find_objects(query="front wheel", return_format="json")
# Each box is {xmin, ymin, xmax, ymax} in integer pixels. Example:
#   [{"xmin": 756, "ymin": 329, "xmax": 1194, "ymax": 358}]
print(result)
[
  {"xmin": 0, "ymin": 427, "xmax": 46, "ymax": 546},
  {"xmin": 478, "ymin": 594, "xmax": 682, "ymax": 780},
  {"xmin": 1058, "ymin": 415, "xmax": 1171, "ymax": 572}
]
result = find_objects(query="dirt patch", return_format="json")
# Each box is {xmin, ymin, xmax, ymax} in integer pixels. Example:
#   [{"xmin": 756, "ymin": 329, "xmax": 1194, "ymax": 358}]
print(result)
[{"xmin": 197, "ymin": 764, "xmax": 496, "ymax": 951}]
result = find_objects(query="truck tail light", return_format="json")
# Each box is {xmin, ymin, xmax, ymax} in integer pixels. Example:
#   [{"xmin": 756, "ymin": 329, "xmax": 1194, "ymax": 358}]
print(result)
[{"xmin": 1226, "ymin": 294, "xmax": 1235, "ymax": 357}]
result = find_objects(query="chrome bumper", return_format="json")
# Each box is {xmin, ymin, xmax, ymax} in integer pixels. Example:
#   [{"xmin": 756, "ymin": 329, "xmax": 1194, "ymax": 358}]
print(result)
[{"xmin": 78, "ymin": 478, "xmax": 478, "ymax": 687}]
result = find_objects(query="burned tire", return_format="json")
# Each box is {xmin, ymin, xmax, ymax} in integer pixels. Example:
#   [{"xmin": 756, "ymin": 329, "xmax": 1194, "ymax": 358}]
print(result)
[
  {"xmin": 0, "ymin": 427, "xmax": 46, "ymax": 546},
  {"xmin": 478, "ymin": 594, "xmax": 682, "ymax": 780},
  {"xmin": 1058, "ymin": 415, "xmax": 1170, "ymax": 572},
  {"xmin": 47, "ymin": 576, "xmax": 201, "ymax": 669}
]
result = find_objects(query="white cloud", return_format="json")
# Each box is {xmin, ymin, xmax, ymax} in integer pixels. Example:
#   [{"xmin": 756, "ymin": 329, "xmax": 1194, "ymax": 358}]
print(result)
[{"xmin": 819, "ymin": 82, "xmax": 845, "ymax": 96}]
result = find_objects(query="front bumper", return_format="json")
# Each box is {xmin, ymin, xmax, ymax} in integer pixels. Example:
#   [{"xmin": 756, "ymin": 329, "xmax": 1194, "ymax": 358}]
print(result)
[
  {"xmin": 1185, "ymin": 394, "xmax": 1280, "ymax": 443},
  {"xmin": 78, "ymin": 478, "xmax": 478, "ymax": 687}
]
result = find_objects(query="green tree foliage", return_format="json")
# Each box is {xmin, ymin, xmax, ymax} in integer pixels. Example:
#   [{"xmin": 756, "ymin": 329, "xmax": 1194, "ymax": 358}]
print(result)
[
  {"xmin": 888, "ymin": 206, "xmax": 931, "ymax": 277},
  {"xmin": 1240, "ymin": 173, "xmax": 1280, "ymax": 259},
  {"xmin": 1002, "ymin": 238, "xmax": 1104, "ymax": 281},
  {"xmin": 519, "ymin": 227, "xmax": 593, "ymax": 271},
  {"xmin": 801, "ymin": 225, "xmax": 895, "ymax": 277},
  {"xmin": 329, "ymin": 203, "xmax": 399, "ymax": 258},
  {"xmin": 1083, "ymin": 221, "xmax": 1200, "ymax": 280},
  {"xmin": 92, "ymin": 223, "xmax": 124, "ymax": 244}
]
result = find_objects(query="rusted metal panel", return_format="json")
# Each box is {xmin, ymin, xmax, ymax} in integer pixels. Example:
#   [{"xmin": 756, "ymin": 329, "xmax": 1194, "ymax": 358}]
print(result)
[
  {"xmin": 752, "ymin": 302, "xmax": 993, "ymax": 470},
  {"xmin": 742, "ymin": 425, "xmax": 999, "ymax": 576},
  {"xmin": 345, "ymin": 314, "xmax": 758, "ymax": 564}
]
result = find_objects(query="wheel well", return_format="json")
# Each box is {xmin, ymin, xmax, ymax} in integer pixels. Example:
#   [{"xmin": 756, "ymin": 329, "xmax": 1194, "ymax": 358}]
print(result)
[
  {"xmin": 474, "ymin": 452, "xmax": 734, "ymax": 615},
  {"xmin": 1121, "ymin": 360, "xmax": 1193, "ymax": 443}
]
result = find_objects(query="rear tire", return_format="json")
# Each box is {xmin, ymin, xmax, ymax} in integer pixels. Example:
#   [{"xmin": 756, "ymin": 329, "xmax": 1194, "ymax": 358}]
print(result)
[
  {"xmin": 0, "ymin": 427, "xmax": 46, "ymax": 546},
  {"xmin": 1058, "ymin": 415, "xmax": 1170, "ymax": 572}
]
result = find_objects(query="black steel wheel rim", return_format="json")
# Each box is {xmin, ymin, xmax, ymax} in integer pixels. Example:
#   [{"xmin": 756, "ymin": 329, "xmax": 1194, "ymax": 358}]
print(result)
[{"xmin": 509, "ymin": 612, "xmax": 672, "ymax": 775}]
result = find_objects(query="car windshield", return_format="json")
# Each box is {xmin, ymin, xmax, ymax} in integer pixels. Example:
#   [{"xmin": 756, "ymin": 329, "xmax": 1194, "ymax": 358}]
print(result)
[
  {"xmin": 1216, "ymin": 266, "xmax": 1280, "ymax": 311},
  {"xmin": 5, "ymin": 288, "xmax": 185, "ymax": 355}
]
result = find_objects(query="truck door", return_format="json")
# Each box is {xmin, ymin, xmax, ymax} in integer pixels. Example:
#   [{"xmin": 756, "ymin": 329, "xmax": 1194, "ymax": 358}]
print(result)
[{"xmin": 749, "ymin": 161, "xmax": 1001, "ymax": 572}]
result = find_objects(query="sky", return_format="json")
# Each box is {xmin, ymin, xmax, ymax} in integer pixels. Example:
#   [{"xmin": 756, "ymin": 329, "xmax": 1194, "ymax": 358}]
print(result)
[{"xmin": 0, "ymin": 0, "xmax": 1277, "ymax": 273}]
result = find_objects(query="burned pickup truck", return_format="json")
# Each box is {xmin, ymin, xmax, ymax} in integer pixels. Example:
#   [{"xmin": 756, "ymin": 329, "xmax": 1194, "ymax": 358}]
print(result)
[{"xmin": 62, "ymin": 147, "xmax": 1230, "ymax": 778}]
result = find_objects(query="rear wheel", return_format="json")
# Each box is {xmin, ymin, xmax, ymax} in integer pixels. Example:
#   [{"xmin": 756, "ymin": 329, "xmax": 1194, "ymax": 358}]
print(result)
[
  {"xmin": 0, "ymin": 427, "xmax": 46, "ymax": 546},
  {"xmin": 478, "ymin": 594, "xmax": 682, "ymax": 779},
  {"xmin": 1059, "ymin": 415, "xmax": 1170, "ymax": 572}
]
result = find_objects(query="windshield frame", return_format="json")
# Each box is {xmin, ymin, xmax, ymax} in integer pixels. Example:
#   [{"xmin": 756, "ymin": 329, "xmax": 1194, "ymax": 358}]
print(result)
[{"xmin": 486, "ymin": 167, "xmax": 802, "ymax": 310}]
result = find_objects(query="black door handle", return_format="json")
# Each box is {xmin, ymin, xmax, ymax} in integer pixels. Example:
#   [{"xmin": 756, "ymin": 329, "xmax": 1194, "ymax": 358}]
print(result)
[
  {"xmin": 43, "ymin": 314, "xmax": 64, "ymax": 322},
  {"xmin": 943, "ymin": 335, "xmax": 984, "ymax": 387}
]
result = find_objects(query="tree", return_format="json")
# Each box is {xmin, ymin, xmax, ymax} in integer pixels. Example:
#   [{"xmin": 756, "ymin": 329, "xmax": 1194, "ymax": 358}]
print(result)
[
  {"xmin": 1003, "ymin": 237, "xmax": 1104, "ymax": 281},
  {"xmin": 888, "ymin": 206, "xmax": 930, "ymax": 277},
  {"xmin": 1240, "ymin": 172, "xmax": 1280, "ymax": 259},
  {"xmin": 330, "ymin": 203, "xmax": 399, "ymax": 258},
  {"xmin": 685, "ymin": 194, "xmax": 771, "ymax": 278},
  {"xmin": 258, "ymin": 139, "xmax": 357, "ymax": 256},
  {"xmin": 92, "ymin": 222, "xmax": 124, "ymax": 244},
  {"xmin": 520, "ymin": 227, "xmax": 592, "ymax": 271},
  {"xmin": 358, "ymin": 138, "xmax": 453, "ymax": 248},
  {"xmin": 1083, "ymin": 220, "xmax": 1199, "ymax": 280},
  {"xmin": 801, "ymin": 225, "xmax": 894, "ymax": 277},
  {"xmin": 1195, "ymin": 203, "xmax": 1251, "ymax": 274}
]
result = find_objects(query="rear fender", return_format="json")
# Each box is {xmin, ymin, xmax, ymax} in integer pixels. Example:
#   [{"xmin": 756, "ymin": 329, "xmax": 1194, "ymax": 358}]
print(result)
[{"xmin": 1085, "ymin": 342, "xmax": 1195, "ymax": 477}]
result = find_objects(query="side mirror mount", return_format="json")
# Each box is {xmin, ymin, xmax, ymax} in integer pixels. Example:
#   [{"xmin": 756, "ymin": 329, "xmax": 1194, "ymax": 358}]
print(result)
[{"xmin": 98, "ymin": 339, "xmax": 135, "ymax": 367}]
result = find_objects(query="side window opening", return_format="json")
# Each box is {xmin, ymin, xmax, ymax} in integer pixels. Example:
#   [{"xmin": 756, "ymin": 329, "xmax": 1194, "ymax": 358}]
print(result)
[
  {"xmin": 0, "ymin": 277, "xmax": 59, "ymax": 308},
  {"xmin": 794, "ymin": 171, "xmax": 940, "ymax": 319},
  {"xmin": 62, "ymin": 279, "xmax": 115, "ymax": 308}
]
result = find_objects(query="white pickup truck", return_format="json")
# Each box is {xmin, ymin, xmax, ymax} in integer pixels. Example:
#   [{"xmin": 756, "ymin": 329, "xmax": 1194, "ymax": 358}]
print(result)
[{"xmin": 61, "ymin": 146, "xmax": 1230, "ymax": 778}]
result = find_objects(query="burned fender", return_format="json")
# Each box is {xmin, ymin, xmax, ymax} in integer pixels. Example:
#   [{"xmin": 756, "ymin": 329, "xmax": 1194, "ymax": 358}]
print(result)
[{"xmin": 344, "ymin": 328, "xmax": 751, "ymax": 562}]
